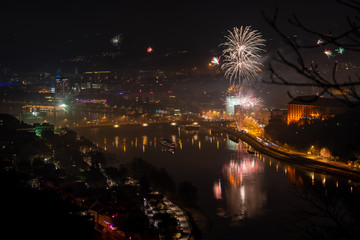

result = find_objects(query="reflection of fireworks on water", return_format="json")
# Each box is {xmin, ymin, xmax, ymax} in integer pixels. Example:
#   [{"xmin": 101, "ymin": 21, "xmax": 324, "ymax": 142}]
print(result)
[
  {"xmin": 221, "ymin": 26, "xmax": 265, "ymax": 86},
  {"xmin": 214, "ymin": 155, "xmax": 266, "ymax": 223},
  {"xmin": 110, "ymin": 34, "xmax": 123, "ymax": 49},
  {"xmin": 222, "ymin": 159, "xmax": 264, "ymax": 187},
  {"xmin": 213, "ymin": 179, "xmax": 222, "ymax": 200}
]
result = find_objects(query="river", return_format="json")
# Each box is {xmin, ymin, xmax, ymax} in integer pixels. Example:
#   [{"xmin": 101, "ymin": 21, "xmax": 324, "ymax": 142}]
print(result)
[{"xmin": 73, "ymin": 123, "xmax": 360, "ymax": 240}]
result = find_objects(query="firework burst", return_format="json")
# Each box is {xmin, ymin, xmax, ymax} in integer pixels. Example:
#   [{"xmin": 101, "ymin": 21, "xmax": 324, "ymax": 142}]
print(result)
[
  {"xmin": 211, "ymin": 56, "xmax": 220, "ymax": 65},
  {"xmin": 221, "ymin": 26, "xmax": 266, "ymax": 86},
  {"xmin": 324, "ymin": 49, "xmax": 334, "ymax": 58},
  {"xmin": 110, "ymin": 34, "xmax": 123, "ymax": 49},
  {"xmin": 335, "ymin": 47, "xmax": 345, "ymax": 54},
  {"xmin": 317, "ymin": 39, "xmax": 324, "ymax": 46},
  {"xmin": 225, "ymin": 92, "xmax": 261, "ymax": 111},
  {"xmin": 227, "ymin": 84, "xmax": 241, "ymax": 95}
]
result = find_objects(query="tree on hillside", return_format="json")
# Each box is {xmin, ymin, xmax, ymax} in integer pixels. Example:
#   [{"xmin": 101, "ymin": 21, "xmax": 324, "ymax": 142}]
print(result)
[{"xmin": 177, "ymin": 181, "xmax": 198, "ymax": 207}]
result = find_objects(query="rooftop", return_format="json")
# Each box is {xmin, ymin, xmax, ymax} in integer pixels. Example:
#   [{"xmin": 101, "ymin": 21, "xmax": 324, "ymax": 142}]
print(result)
[{"xmin": 288, "ymin": 95, "xmax": 349, "ymax": 108}]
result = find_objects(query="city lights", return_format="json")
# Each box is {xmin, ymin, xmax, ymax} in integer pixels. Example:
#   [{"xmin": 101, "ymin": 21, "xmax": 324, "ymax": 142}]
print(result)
[{"xmin": 1, "ymin": 2, "xmax": 360, "ymax": 240}]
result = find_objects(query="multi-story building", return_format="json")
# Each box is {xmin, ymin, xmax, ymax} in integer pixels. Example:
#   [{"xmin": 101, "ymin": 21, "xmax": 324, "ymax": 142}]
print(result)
[
  {"xmin": 287, "ymin": 95, "xmax": 348, "ymax": 125},
  {"xmin": 55, "ymin": 76, "xmax": 70, "ymax": 96}
]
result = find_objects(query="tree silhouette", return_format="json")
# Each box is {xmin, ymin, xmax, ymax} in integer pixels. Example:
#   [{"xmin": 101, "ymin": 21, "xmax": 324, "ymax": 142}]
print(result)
[
  {"xmin": 177, "ymin": 181, "xmax": 198, "ymax": 207},
  {"xmin": 263, "ymin": 0, "xmax": 360, "ymax": 106},
  {"xmin": 140, "ymin": 175, "xmax": 150, "ymax": 197}
]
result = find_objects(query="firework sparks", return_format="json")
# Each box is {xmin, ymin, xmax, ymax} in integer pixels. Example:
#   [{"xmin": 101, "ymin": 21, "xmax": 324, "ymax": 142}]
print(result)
[
  {"xmin": 239, "ymin": 95, "xmax": 261, "ymax": 108},
  {"xmin": 221, "ymin": 26, "xmax": 266, "ymax": 86},
  {"xmin": 317, "ymin": 39, "xmax": 324, "ymax": 46},
  {"xmin": 226, "ymin": 94, "xmax": 261, "ymax": 110},
  {"xmin": 335, "ymin": 47, "xmax": 345, "ymax": 54},
  {"xmin": 324, "ymin": 49, "xmax": 334, "ymax": 58},
  {"xmin": 211, "ymin": 56, "xmax": 220, "ymax": 65},
  {"xmin": 110, "ymin": 34, "xmax": 123, "ymax": 49},
  {"xmin": 227, "ymin": 84, "xmax": 241, "ymax": 94}
]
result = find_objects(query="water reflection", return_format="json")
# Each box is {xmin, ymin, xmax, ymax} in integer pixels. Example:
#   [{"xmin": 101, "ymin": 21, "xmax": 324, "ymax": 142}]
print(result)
[
  {"xmin": 213, "ymin": 138, "xmax": 359, "ymax": 228},
  {"xmin": 73, "ymin": 125, "xmax": 360, "ymax": 239},
  {"xmin": 114, "ymin": 136, "xmax": 119, "ymax": 148},
  {"xmin": 214, "ymin": 141, "xmax": 266, "ymax": 224},
  {"xmin": 288, "ymin": 176, "xmax": 360, "ymax": 239},
  {"xmin": 287, "ymin": 166, "xmax": 304, "ymax": 185},
  {"xmin": 90, "ymin": 126, "xmax": 230, "ymax": 155}
]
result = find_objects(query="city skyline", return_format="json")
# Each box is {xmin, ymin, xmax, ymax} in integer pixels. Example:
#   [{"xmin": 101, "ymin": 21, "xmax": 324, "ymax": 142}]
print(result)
[{"xmin": 1, "ymin": 1, "xmax": 360, "ymax": 239}]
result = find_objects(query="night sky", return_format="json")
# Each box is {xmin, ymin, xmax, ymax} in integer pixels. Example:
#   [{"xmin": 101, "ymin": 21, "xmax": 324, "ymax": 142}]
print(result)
[{"xmin": 1, "ymin": 0, "xmax": 357, "ymax": 75}]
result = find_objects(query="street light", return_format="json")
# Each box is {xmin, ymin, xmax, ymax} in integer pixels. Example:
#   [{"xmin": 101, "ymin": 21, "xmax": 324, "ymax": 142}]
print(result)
[{"xmin": 308, "ymin": 145, "xmax": 315, "ymax": 155}]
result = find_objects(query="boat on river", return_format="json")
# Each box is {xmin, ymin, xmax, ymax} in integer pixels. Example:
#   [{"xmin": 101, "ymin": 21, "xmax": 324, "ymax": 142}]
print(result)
[
  {"xmin": 160, "ymin": 138, "xmax": 175, "ymax": 148},
  {"xmin": 184, "ymin": 124, "xmax": 200, "ymax": 131}
]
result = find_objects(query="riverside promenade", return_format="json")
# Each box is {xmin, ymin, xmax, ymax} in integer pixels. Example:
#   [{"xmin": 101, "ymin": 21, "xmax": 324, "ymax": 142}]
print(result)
[{"xmin": 163, "ymin": 197, "xmax": 192, "ymax": 240}]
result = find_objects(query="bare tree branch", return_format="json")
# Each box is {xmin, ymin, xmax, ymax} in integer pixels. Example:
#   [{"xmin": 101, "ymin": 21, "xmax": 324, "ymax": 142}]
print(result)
[{"xmin": 262, "ymin": 1, "xmax": 360, "ymax": 106}]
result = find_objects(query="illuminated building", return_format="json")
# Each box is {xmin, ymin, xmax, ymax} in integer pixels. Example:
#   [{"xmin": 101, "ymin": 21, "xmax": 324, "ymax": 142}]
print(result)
[
  {"xmin": 226, "ymin": 96, "xmax": 239, "ymax": 115},
  {"xmin": 22, "ymin": 104, "xmax": 64, "ymax": 113},
  {"xmin": 55, "ymin": 76, "xmax": 69, "ymax": 96},
  {"xmin": 76, "ymin": 98, "xmax": 107, "ymax": 104},
  {"xmin": 78, "ymin": 71, "xmax": 114, "ymax": 92},
  {"xmin": 20, "ymin": 104, "xmax": 66, "ymax": 124},
  {"xmin": 287, "ymin": 95, "xmax": 348, "ymax": 125}
]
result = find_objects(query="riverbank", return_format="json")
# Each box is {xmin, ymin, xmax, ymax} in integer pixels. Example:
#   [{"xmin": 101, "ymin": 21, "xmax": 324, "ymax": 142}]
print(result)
[
  {"xmin": 183, "ymin": 207, "xmax": 212, "ymax": 238},
  {"xmin": 66, "ymin": 121, "xmax": 360, "ymax": 239},
  {"xmin": 127, "ymin": 157, "xmax": 212, "ymax": 240},
  {"xmin": 204, "ymin": 123, "xmax": 360, "ymax": 181}
]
